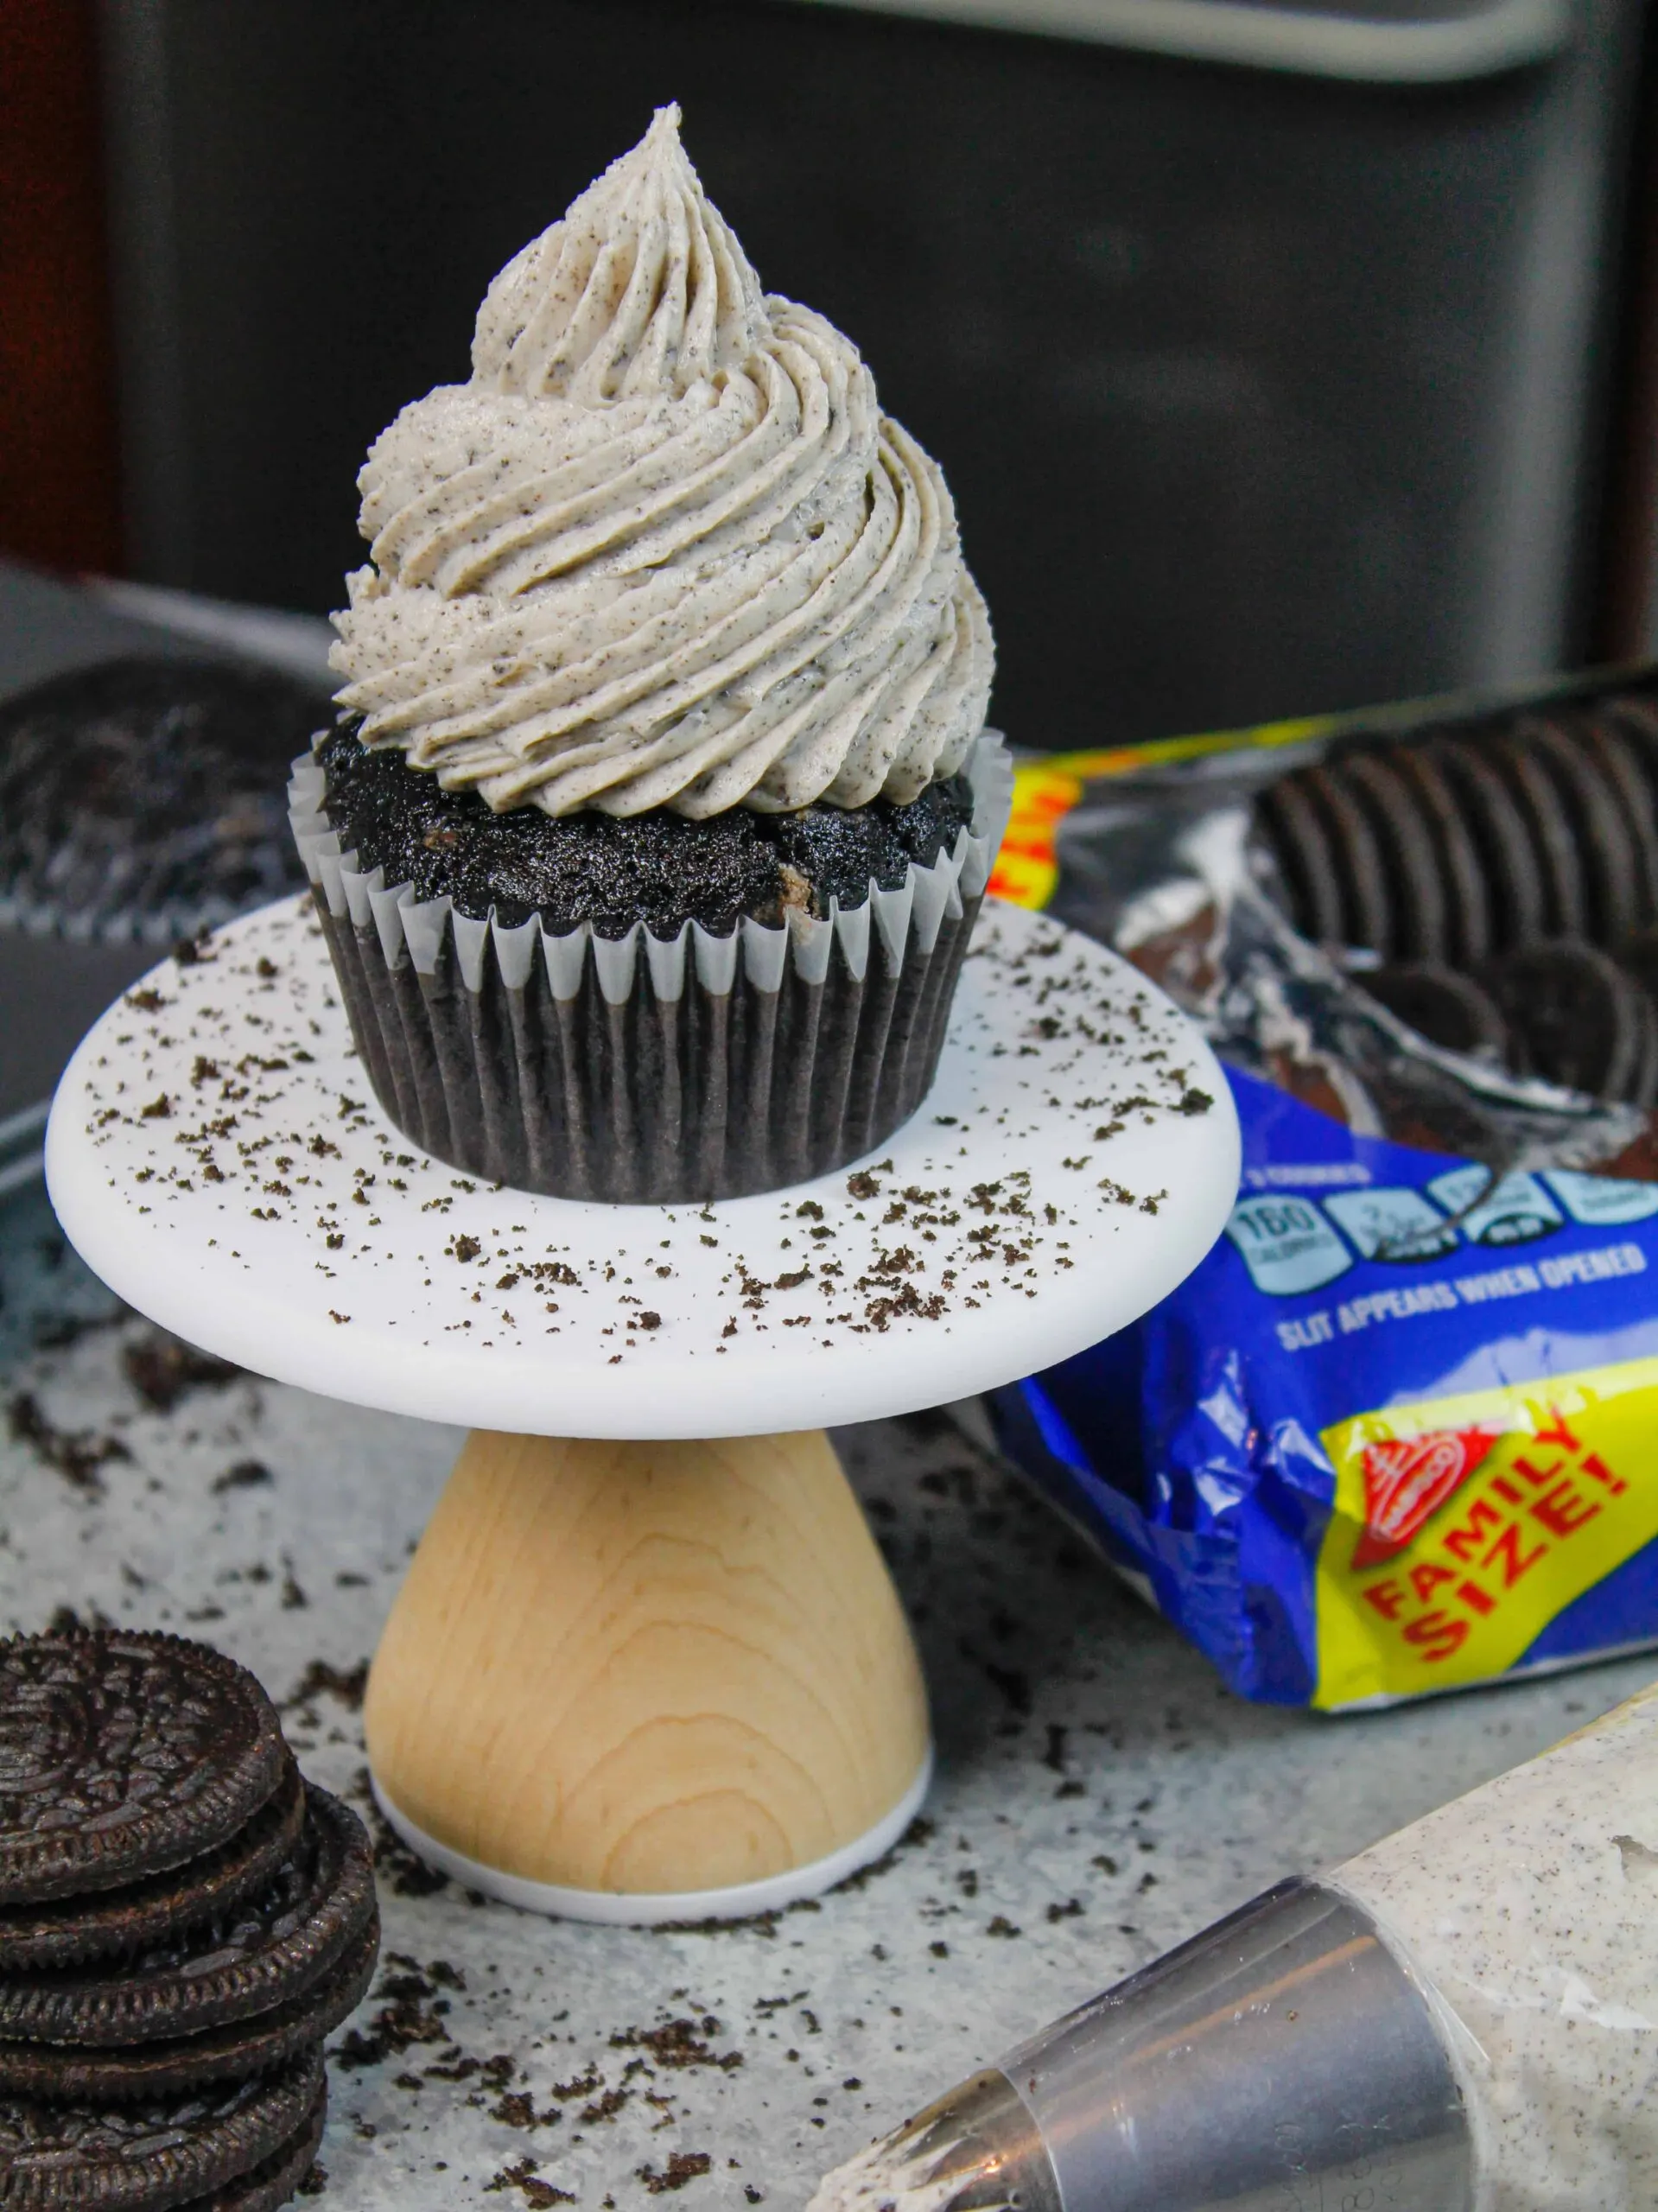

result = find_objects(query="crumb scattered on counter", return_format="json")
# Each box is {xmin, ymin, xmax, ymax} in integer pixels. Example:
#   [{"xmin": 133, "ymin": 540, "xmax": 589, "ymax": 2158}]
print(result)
[{"xmin": 1, "ymin": 1227, "xmax": 1643, "ymax": 2210}]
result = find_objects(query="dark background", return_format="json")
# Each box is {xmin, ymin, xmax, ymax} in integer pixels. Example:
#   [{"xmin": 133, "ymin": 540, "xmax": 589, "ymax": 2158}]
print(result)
[{"xmin": 9, "ymin": 0, "xmax": 1658, "ymax": 748}]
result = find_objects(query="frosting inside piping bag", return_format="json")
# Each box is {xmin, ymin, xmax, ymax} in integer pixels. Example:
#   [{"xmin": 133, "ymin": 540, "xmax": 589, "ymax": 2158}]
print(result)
[{"xmin": 331, "ymin": 105, "xmax": 994, "ymax": 819}]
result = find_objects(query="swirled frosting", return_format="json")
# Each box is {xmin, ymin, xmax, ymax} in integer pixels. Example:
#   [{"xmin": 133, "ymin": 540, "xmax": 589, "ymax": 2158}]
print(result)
[{"xmin": 330, "ymin": 106, "xmax": 994, "ymax": 817}]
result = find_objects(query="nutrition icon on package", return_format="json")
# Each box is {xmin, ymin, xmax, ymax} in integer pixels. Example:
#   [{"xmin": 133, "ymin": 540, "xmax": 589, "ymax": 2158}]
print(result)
[
  {"xmin": 1319, "ymin": 1187, "xmax": 1458, "ymax": 1265},
  {"xmin": 1541, "ymin": 1170, "xmax": 1658, "ymax": 1227},
  {"xmin": 1426, "ymin": 1166, "xmax": 1563, "ymax": 1246},
  {"xmin": 1225, "ymin": 1194, "xmax": 1354, "ymax": 1295},
  {"xmin": 1227, "ymin": 1163, "xmax": 1658, "ymax": 1297}
]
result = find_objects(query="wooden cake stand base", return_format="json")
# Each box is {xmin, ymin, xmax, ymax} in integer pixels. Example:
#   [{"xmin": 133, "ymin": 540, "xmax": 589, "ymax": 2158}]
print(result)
[
  {"xmin": 46, "ymin": 894, "xmax": 1238, "ymax": 1923},
  {"xmin": 365, "ymin": 1427, "xmax": 930, "ymax": 1919}
]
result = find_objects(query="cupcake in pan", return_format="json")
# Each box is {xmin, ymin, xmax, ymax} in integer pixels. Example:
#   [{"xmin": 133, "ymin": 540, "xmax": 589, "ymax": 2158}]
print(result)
[
  {"xmin": 292, "ymin": 105, "xmax": 1009, "ymax": 1203},
  {"xmin": 2, "ymin": 657, "xmax": 315, "ymax": 945}
]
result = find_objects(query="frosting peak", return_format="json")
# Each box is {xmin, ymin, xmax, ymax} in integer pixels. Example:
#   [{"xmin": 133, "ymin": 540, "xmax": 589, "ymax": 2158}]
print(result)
[
  {"xmin": 331, "ymin": 109, "xmax": 994, "ymax": 818},
  {"xmin": 470, "ymin": 106, "xmax": 769, "ymax": 406}
]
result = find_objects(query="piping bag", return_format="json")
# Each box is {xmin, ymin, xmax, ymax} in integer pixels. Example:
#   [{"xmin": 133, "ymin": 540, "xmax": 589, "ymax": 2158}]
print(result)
[{"xmin": 810, "ymin": 1684, "xmax": 1658, "ymax": 2212}]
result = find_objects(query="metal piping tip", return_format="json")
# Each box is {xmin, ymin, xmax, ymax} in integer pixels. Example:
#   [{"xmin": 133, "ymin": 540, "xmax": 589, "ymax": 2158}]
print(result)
[
  {"xmin": 808, "ymin": 2069, "xmax": 1060, "ymax": 2212},
  {"xmin": 810, "ymin": 1883, "xmax": 1473, "ymax": 2212}
]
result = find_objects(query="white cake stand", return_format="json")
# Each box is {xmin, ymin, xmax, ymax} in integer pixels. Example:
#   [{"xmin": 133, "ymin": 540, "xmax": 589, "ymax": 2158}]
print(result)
[{"xmin": 46, "ymin": 893, "xmax": 1238, "ymax": 1923}]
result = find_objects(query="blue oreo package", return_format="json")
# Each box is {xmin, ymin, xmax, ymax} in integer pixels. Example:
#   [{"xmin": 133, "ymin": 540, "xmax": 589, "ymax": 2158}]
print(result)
[
  {"xmin": 984, "ymin": 681, "xmax": 1658, "ymax": 1707},
  {"xmin": 994, "ymin": 1065, "xmax": 1658, "ymax": 1708}
]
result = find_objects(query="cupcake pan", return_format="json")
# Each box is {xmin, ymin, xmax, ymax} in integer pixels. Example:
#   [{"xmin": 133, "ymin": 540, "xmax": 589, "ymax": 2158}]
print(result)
[
  {"xmin": 289, "ymin": 734, "xmax": 1013, "ymax": 1203},
  {"xmin": 0, "ymin": 658, "xmax": 317, "ymax": 949}
]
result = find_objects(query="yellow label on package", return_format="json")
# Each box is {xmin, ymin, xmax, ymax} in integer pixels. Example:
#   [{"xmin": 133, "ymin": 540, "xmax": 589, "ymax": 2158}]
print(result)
[
  {"xmin": 986, "ymin": 716, "xmax": 1341, "ymax": 911},
  {"xmin": 1314, "ymin": 1356, "xmax": 1658, "ymax": 1707}
]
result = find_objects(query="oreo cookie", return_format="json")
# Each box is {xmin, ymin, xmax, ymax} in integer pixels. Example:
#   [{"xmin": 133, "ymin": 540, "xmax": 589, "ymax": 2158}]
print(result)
[
  {"xmin": 1580, "ymin": 714, "xmax": 1658, "ymax": 930},
  {"xmin": 1514, "ymin": 714, "xmax": 1642, "ymax": 944},
  {"xmin": 1252, "ymin": 681, "xmax": 1658, "ymax": 1121},
  {"xmin": 1616, "ymin": 922, "xmax": 1658, "ymax": 999},
  {"xmin": 0, "ymin": 1922, "xmax": 376, "ymax": 2102},
  {"xmin": 1360, "ymin": 963, "xmax": 1511, "ymax": 1062},
  {"xmin": 176, "ymin": 2078, "xmax": 326, "ymax": 2212},
  {"xmin": 1636, "ymin": 995, "xmax": 1658, "ymax": 1111},
  {"xmin": 0, "ymin": 2049, "xmax": 320, "ymax": 2212},
  {"xmin": 0, "ymin": 1768, "xmax": 305, "ymax": 1975},
  {"xmin": 0, "ymin": 1637, "xmax": 288, "ymax": 1908},
  {"xmin": 1336, "ymin": 751, "xmax": 1448, "ymax": 960},
  {"xmin": 1490, "ymin": 729, "xmax": 1589, "ymax": 938},
  {"xmin": 1433, "ymin": 732, "xmax": 1549, "ymax": 950},
  {"xmin": 1255, "ymin": 772, "xmax": 1345, "ymax": 943},
  {"xmin": 1477, "ymin": 941, "xmax": 1654, "ymax": 1103},
  {"xmin": 1605, "ymin": 691, "xmax": 1658, "ymax": 758},
  {"xmin": 1305, "ymin": 762, "xmax": 1394, "ymax": 949},
  {"xmin": 0, "ymin": 1789, "xmax": 374, "ymax": 2050},
  {"xmin": 0, "ymin": 1638, "xmax": 366, "ymax": 2212},
  {"xmin": 1389, "ymin": 742, "xmax": 1493, "ymax": 965}
]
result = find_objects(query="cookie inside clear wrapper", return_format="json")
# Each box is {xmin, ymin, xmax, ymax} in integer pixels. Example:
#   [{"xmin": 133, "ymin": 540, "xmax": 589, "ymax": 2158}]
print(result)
[{"xmin": 295, "ymin": 106, "xmax": 1006, "ymax": 1202}]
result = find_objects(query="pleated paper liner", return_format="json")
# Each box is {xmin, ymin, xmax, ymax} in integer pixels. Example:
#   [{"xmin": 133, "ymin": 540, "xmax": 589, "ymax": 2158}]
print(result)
[{"xmin": 287, "ymin": 734, "xmax": 1013, "ymax": 1203}]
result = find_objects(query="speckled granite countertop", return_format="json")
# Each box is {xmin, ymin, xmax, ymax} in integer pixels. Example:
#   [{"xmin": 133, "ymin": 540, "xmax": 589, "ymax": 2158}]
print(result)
[{"xmin": 3, "ymin": 1177, "xmax": 1651, "ymax": 2212}]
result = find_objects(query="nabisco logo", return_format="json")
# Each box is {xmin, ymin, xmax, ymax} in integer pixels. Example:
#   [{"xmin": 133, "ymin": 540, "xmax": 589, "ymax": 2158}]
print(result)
[{"xmin": 1351, "ymin": 1427, "xmax": 1497, "ymax": 1569}]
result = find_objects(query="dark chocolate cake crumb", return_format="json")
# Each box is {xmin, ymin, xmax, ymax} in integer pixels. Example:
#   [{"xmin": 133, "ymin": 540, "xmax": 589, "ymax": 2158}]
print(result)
[
  {"xmin": 7, "ymin": 1392, "xmax": 131, "ymax": 1494},
  {"xmin": 124, "ymin": 1334, "xmax": 241, "ymax": 1412},
  {"xmin": 212, "ymin": 1459, "xmax": 272, "ymax": 1494},
  {"xmin": 285, "ymin": 1659, "xmax": 368, "ymax": 1713},
  {"xmin": 486, "ymin": 2158, "xmax": 575, "ymax": 2207},
  {"xmin": 638, "ymin": 2152, "xmax": 712, "ymax": 2194},
  {"xmin": 315, "ymin": 722, "xmax": 975, "ymax": 937}
]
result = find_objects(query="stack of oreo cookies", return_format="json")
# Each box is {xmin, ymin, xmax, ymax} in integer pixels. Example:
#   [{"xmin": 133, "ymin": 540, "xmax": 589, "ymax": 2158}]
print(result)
[
  {"xmin": 0, "ymin": 1632, "xmax": 377, "ymax": 2212},
  {"xmin": 1254, "ymin": 687, "xmax": 1658, "ymax": 1103}
]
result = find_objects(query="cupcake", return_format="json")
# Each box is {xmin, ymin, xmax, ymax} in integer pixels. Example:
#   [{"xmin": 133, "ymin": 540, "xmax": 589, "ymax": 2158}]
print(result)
[{"xmin": 290, "ymin": 106, "xmax": 1009, "ymax": 1202}]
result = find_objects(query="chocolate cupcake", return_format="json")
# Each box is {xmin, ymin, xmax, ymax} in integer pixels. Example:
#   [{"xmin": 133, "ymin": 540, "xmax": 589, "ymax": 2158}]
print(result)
[{"xmin": 293, "ymin": 106, "xmax": 1008, "ymax": 1202}]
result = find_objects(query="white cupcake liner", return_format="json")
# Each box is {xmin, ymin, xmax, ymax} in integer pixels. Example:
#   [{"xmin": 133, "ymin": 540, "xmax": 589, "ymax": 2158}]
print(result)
[{"xmin": 288, "ymin": 733, "xmax": 1012, "ymax": 1202}]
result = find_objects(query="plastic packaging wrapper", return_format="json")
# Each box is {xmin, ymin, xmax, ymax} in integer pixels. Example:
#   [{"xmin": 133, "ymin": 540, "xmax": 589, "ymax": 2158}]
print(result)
[{"xmin": 988, "ymin": 673, "xmax": 1658, "ymax": 1705}]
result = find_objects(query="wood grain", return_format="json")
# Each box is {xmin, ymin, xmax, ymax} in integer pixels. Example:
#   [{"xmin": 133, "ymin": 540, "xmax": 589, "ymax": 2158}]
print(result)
[{"xmin": 365, "ymin": 1428, "xmax": 931, "ymax": 1897}]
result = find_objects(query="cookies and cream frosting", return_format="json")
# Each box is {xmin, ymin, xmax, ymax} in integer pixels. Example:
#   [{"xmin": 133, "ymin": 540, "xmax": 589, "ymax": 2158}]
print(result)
[{"xmin": 330, "ymin": 105, "xmax": 994, "ymax": 818}]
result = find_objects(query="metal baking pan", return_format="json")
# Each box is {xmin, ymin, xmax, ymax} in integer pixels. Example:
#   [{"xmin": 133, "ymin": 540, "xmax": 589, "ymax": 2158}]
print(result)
[{"xmin": 0, "ymin": 559, "xmax": 332, "ymax": 1143}]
